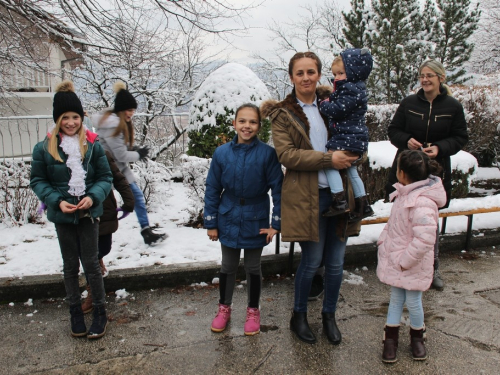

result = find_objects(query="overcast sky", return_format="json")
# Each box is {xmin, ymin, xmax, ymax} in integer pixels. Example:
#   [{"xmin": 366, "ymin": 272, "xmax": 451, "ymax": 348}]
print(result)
[{"xmin": 208, "ymin": 0, "xmax": 352, "ymax": 63}]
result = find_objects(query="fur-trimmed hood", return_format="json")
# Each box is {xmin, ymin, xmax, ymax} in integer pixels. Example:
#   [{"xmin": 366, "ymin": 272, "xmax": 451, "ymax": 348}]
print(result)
[{"xmin": 261, "ymin": 89, "xmax": 331, "ymax": 136}]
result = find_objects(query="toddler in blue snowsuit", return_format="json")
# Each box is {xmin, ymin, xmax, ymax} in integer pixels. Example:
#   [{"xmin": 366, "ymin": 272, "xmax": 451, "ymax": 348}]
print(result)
[{"xmin": 319, "ymin": 48, "xmax": 374, "ymax": 221}]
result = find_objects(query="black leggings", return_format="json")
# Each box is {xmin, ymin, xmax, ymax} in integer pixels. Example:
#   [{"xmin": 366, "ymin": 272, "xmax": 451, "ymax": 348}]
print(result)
[{"xmin": 219, "ymin": 245, "xmax": 263, "ymax": 308}]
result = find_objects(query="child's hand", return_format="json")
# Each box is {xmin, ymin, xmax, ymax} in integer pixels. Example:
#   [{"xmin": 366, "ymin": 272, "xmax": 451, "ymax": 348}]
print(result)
[
  {"xmin": 207, "ymin": 229, "xmax": 218, "ymax": 241},
  {"xmin": 76, "ymin": 197, "xmax": 93, "ymax": 210},
  {"xmin": 59, "ymin": 201, "xmax": 77, "ymax": 213},
  {"xmin": 259, "ymin": 227, "xmax": 279, "ymax": 244}
]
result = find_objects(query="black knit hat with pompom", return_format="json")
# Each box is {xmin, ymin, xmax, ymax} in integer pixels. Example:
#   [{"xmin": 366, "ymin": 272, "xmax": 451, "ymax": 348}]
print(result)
[
  {"xmin": 52, "ymin": 80, "xmax": 84, "ymax": 122},
  {"xmin": 113, "ymin": 81, "xmax": 137, "ymax": 113}
]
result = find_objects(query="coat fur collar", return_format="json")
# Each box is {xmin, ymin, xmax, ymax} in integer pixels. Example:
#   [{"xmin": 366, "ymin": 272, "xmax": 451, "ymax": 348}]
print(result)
[{"xmin": 261, "ymin": 87, "xmax": 332, "ymax": 136}]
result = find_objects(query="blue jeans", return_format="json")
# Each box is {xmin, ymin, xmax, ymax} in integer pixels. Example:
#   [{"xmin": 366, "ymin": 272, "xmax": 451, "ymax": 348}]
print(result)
[
  {"xmin": 294, "ymin": 188, "xmax": 347, "ymax": 313},
  {"xmin": 386, "ymin": 287, "xmax": 424, "ymax": 329},
  {"xmin": 130, "ymin": 182, "xmax": 149, "ymax": 228},
  {"xmin": 324, "ymin": 166, "xmax": 366, "ymax": 198}
]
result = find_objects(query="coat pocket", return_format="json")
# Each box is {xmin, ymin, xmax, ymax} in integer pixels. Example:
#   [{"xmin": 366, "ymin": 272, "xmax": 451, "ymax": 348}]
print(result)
[
  {"xmin": 217, "ymin": 204, "xmax": 232, "ymax": 231},
  {"xmin": 241, "ymin": 210, "xmax": 269, "ymax": 238}
]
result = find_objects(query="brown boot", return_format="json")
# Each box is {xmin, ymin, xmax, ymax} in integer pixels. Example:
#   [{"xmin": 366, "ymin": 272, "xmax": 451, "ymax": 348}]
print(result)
[
  {"xmin": 382, "ymin": 324, "xmax": 399, "ymax": 363},
  {"xmin": 348, "ymin": 195, "xmax": 374, "ymax": 222},
  {"xmin": 410, "ymin": 326, "xmax": 427, "ymax": 360},
  {"xmin": 323, "ymin": 191, "xmax": 350, "ymax": 217},
  {"xmin": 81, "ymin": 284, "xmax": 93, "ymax": 314}
]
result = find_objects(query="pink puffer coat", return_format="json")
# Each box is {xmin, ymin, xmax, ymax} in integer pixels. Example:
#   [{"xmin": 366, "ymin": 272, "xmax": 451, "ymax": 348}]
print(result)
[{"xmin": 377, "ymin": 175, "xmax": 447, "ymax": 291}]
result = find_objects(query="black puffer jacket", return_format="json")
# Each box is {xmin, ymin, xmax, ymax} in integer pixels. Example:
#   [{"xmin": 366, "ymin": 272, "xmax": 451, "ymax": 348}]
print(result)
[{"xmin": 386, "ymin": 87, "xmax": 468, "ymax": 208}]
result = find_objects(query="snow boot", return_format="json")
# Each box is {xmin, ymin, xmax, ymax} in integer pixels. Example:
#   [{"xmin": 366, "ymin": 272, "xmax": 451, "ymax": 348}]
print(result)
[
  {"xmin": 322, "ymin": 312, "xmax": 342, "ymax": 345},
  {"xmin": 81, "ymin": 284, "xmax": 93, "ymax": 314},
  {"xmin": 69, "ymin": 304, "xmax": 87, "ymax": 337},
  {"xmin": 244, "ymin": 307, "xmax": 261, "ymax": 336},
  {"xmin": 382, "ymin": 324, "xmax": 400, "ymax": 363},
  {"xmin": 323, "ymin": 191, "xmax": 350, "ymax": 217},
  {"xmin": 348, "ymin": 195, "xmax": 374, "ymax": 223},
  {"xmin": 211, "ymin": 303, "xmax": 232, "ymax": 332},
  {"xmin": 290, "ymin": 311, "xmax": 316, "ymax": 344},
  {"xmin": 431, "ymin": 269, "xmax": 444, "ymax": 290},
  {"xmin": 87, "ymin": 305, "xmax": 108, "ymax": 339},
  {"xmin": 410, "ymin": 326, "xmax": 427, "ymax": 360},
  {"xmin": 141, "ymin": 226, "xmax": 167, "ymax": 245}
]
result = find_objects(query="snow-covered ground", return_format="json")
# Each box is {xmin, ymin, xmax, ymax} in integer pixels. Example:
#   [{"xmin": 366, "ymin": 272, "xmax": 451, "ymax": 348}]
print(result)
[{"xmin": 1, "ymin": 167, "xmax": 499, "ymax": 279}]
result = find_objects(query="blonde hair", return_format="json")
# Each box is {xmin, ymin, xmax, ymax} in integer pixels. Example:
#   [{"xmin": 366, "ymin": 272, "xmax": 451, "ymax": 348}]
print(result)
[
  {"xmin": 419, "ymin": 59, "xmax": 452, "ymax": 95},
  {"xmin": 47, "ymin": 114, "xmax": 87, "ymax": 162},
  {"xmin": 331, "ymin": 55, "xmax": 343, "ymax": 69},
  {"xmin": 99, "ymin": 109, "xmax": 135, "ymax": 147}
]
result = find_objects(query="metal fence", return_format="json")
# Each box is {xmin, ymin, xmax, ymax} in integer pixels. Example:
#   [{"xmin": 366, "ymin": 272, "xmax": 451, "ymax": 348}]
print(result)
[{"xmin": 0, "ymin": 113, "xmax": 190, "ymax": 162}]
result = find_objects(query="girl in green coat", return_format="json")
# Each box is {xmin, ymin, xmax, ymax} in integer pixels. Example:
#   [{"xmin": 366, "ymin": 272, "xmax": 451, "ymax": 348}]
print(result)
[{"xmin": 30, "ymin": 81, "xmax": 112, "ymax": 339}]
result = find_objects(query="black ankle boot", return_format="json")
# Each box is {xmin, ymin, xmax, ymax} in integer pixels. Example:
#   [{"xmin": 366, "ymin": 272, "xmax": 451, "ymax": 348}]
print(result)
[
  {"xmin": 290, "ymin": 311, "xmax": 317, "ymax": 344},
  {"xmin": 348, "ymin": 195, "xmax": 374, "ymax": 222},
  {"xmin": 323, "ymin": 191, "xmax": 350, "ymax": 217},
  {"xmin": 69, "ymin": 304, "xmax": 87, "ymax": 337},
  {"xmin": 141, "ymin": 227, "xmax": 167, "ymax": 245},
  {"xmin": 322, "ymin": 312, "xmax": 342, "ymax": 345},
  {"xmin": 87, "ymin": 305, "xmax": 108, "ymax": 339}
]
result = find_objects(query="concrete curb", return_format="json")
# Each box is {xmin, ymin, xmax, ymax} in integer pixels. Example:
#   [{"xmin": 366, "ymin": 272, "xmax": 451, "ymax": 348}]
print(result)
[{"xmin": 1, "ymin": 229, "xmax": 499, "ymax": 302}]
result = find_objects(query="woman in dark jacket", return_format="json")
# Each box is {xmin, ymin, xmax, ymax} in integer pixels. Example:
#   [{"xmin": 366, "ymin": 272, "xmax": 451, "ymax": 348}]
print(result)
[{"xmin": 386, "ymin": 59, "xmax": 468, "ymax": 289}]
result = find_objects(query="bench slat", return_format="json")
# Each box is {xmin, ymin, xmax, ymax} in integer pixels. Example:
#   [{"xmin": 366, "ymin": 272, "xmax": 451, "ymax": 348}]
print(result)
[{"xmin": 361, "ymin": 206, "xmax": 500, "ymax": 225}]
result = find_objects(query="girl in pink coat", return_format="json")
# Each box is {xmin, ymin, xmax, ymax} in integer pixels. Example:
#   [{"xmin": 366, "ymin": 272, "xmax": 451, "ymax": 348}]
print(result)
[{"xmin": 377, "ymin": 150, "xmax": 446, "ymax": 363}]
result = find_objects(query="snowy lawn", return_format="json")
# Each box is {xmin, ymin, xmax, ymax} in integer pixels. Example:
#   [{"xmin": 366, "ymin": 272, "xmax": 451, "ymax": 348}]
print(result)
[{"xmin": 1, "ymin": 167, "xmax": 500, "ymax": 279}]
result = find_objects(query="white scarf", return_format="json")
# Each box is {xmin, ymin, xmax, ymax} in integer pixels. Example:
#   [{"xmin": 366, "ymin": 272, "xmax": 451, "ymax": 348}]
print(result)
[{"xmin": 60, "ymin": 133, "xmax": 87, "ymax": 197}]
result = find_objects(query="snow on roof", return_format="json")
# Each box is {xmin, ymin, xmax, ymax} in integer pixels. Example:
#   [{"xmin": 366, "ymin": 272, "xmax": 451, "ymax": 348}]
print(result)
[{"xmin": 189, "ymin": 63, "xmax": 271, "ymax": 130}]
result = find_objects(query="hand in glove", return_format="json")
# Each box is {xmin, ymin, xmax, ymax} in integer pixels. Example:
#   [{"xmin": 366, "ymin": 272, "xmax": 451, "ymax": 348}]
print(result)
[
  {"xmin": 137, "ymin": 146, "xmax": 149, "ymax": 160},
  {"xmin": 116, "ymin": 207, "xmax": 131, "ymax": 220}
]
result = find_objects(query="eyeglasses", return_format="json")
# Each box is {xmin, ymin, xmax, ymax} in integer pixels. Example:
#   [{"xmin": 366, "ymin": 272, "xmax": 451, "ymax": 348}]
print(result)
[{"xmin": 418, "ymin": 73, "xmax": 439, "ymax": 80}]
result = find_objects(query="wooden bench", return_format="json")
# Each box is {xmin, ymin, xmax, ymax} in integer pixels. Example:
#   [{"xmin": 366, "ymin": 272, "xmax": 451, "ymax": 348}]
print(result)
[{"xmin": 275, "ymin": 206, "xmax": 500, "ymax": 273}]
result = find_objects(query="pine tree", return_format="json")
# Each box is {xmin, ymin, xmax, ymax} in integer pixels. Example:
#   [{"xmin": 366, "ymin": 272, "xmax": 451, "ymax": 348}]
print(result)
[
  {"xmin": 341, "ymin": 0, "xmax": 370, "ymax": 48},
  {"xmin": 367, "ymin": 0, "xmax": 424, "ymax": 103},
  {"xmin": 434, "ymin": 0, "xmax": 481, "ymax": 83}
]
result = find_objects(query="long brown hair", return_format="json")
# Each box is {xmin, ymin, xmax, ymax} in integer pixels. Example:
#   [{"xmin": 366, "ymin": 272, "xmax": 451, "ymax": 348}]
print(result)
[
  {"xmin": 99, "ymin": 109, "xmax": 135, "ymax": 147},
  {"xmin": 288, "ymin": 51, "xmax": 322, "ymax": 77},
  {"xmin": 47, "ymin": 114, "xmax": 87, "ymax": 162}
]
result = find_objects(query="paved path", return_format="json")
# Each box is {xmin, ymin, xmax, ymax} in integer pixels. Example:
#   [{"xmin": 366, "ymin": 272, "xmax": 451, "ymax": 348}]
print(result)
[{"xmin": 1, "ymin": 248, "xmax": 500, "ymax": 374}]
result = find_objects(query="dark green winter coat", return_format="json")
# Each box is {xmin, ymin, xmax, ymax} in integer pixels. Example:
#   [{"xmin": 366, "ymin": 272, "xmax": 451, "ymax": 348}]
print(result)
[{"xmin": 30, "ymin": 130, "xmax": 112, "ymax": 224}]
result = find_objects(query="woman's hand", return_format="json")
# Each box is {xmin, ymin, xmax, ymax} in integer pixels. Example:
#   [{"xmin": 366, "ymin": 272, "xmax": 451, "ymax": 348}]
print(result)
[
  {"xmin": 331, "ymin": 151, "xmax": 359, "ymax": 169},
  {"xmin": 407, "ymin": 138, "xmax": 422, "ymax": 150},
  {"xmin": 422, "ymin": 145, "xmax": 439, "ymax": 158},
  {"xmin": 207, "ymin": 229, "xmax": 218, "ymax": 241},
  {"xmin": 259, "ymin": 227, "xmax": 279, "ymax": 244},
  {"xmin": 59, "ymin": 201, "xmax": 77, "ymax": 213},
  {"xmin": 76, "ymin": 197, "xmax": 93, "ymax": 210}
]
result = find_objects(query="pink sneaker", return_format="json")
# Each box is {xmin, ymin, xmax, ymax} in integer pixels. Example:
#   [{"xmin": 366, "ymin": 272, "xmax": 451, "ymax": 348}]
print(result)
[
  {"xmin": 244, "ymin": 307, "xmax": 260, "ymax": 336},
  {"xmin": 211, "ymin": 304, "xmax": 231, "ymax": 332}
]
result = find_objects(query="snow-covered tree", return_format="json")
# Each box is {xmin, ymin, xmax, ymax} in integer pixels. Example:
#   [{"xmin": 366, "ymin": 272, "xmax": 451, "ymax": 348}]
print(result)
[
  {"xmin": 469, "ymin": 0, "xmax": 499, "ymax": 74},
  {"xmin": 433, "ymin": 0, "xmax": 480, "ymax": 83},
  {"xmin": 341, "ymin": 0, "xmax": 370, "ymax": 49},
  {"xmin": 252, "ymin": 1, "xmax": 343, "ymax": 99},
  {"xmin": 366, "ymin": 0, "xmax": 425, "ymax": 103},
  {"xmin": 187, "ymin": 63, "xmax": 271, "ymax": 158}
]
